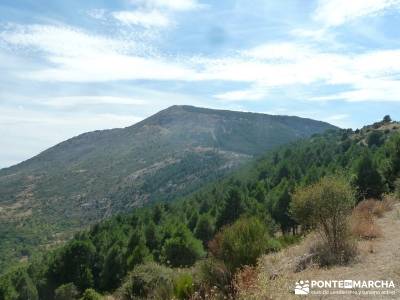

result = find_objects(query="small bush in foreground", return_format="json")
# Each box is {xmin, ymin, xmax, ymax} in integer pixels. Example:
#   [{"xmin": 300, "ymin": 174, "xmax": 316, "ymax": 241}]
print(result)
[
  {"xmin": 117, "ymin": 262, "xmax": 174, "ymax": 300},
  {"xmin": 161, "ymin": 224, "xmax": 205, "ymax": 268},
  {"xmin": 194, "ymin": 258, "xmax": 232, "ymax": 297},
  {"xmin": 291, "ymin": 175, "xmax": 357, "ymax": 266},
  {"xmin": 209, "ymin": 217, "xmax": 273, "ymax": 272},
  {"xmin": 173, "ymin": 273, "xmax": 194, "ymax": 300},
  {"xmin": 310, "ymin": 238, "xmax": 358, "ymax": 267}
]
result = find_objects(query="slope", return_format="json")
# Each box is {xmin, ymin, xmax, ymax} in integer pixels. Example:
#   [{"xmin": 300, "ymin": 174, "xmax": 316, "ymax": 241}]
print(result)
[{"xmin": 0, "ymin": 105, "xmax": 335, "ymax": 271}]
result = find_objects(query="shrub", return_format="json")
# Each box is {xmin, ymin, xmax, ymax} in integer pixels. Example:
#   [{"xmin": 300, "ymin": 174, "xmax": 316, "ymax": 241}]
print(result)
[
  {"xmin": 117, "ymin": 262, "xmax": 174, "ymax": 300},
  {"xmin": 232, "ymin": 265, "xmax": 258, "ymax": 296},
  {"xmin": 0, "ymin": 268, "xmax": 38, "ymax": 300},
  {"xmin": 173, "ymin": 273, "xmax": 194, "ymax": 300},
  {"xmin": 353, "ymin": 152, "xmax": 385, "ymax": 199},
  {"xmin": 54, "ymin": 283, "xmax": 79, "ymax": 300},
  {"xmin": 395, "ymin": 178, "xmax": 400, "ymax": 199},
  {"xmin": 310, "ymin": 238, "xmax": 358, "ymax": 267},
  {"xmin": 194, "ymin": 214, "xmax": 214, "ymax": 246},
  {"xmin": 161, "ymin": 224, "xmax": 205, "ymax": 267},
  {"xmin": 209, "ymin": 217, "xmax": 272, "ymax": 272},
  {"xmin": 366, "ymin": 131, "xmax": 384, "ymax": 147},
  {"xmin": 291, "ymin": 175, "xmax": 357, "ymax": 265},
  {"xmin": 80, "ymin": 289, "xmax": 102, "ymax": 300},
  {"xmin": 48, "ymin": 240, "xmax": 96, "ymax": 292},
  {"xmin": 354, "ymin": 199, "xmax": 383, "ymax": 218},
  {"xmin": 382, "ymin": 193, "xmax": 396, "ymax": 210},
  {"xmin": 194, "ymin": 258, "xmax": 232, "ymax": 297}
]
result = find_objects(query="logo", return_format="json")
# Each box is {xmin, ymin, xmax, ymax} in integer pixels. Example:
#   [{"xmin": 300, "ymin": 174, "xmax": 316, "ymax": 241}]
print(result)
[
  {"xmin": 295, "ymin": 280, "xmax": 310, "ymax": 295},
  {"xmin": 294, "ymin": 279, "xmax": 396, "ymax": 296}
]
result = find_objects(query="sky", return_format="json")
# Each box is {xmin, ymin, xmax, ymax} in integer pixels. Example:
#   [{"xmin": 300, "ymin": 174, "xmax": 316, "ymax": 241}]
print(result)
[{"xmin": 1, "ymin": 0, "xmax": 400, "ymax": 168}]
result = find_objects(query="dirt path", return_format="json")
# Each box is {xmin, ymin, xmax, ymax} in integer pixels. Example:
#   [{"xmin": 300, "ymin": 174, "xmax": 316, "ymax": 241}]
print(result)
[{"xmin": 240, "ymin": 203, "xmax": 400, "ymax": 300}]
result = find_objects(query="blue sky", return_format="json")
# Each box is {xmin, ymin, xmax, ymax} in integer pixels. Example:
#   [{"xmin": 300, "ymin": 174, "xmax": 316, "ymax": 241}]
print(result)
[{"xmin": 1, "ymin": 0, "xmax": 400, "ymax": 168}]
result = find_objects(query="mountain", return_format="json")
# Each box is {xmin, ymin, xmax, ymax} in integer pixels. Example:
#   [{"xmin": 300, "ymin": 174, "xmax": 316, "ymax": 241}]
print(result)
[
  {"xmin": 1, "ymin": 117, "xmax": 398, "ymax": 300},
  {"xmin": 0, "ymin": 105, "xmax": 335, "ymax": 270}
]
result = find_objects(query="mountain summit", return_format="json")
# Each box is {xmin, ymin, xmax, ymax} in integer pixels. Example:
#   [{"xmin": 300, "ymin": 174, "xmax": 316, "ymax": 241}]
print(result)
[{"xmin": 0, "ymin": 105, "xmax": 335, "ymax": 269}]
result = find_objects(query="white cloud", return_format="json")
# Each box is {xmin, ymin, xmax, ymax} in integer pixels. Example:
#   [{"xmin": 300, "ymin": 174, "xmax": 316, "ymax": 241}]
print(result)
[
  {"xmin": 2, "ymin": 25, "xmax": 400, "ymax": 103},
  {"xmin": 112, "ymin": 10, "xmax": 171, "ymax": 28},
  {"xmin": 242, "ymin": 42, "xmax": 316, "ymax": 61},
  {"xmin": 131, "ymin": 0, "xmax": 203, "ymax": 11},
  {"xmin": 112, "ymin": 0, "xmax": 204, "ymax": 28},
  {"xmin": 214, "ymin": 88, "xmax": 267, "ymax": 102},
  {"xmin": 0, "ymin": 24, "xmax": 196, "ymax": 81},
  {"xmin": 0, "ymin": 24, "xmax": 136, "ymax": 57},
  {"xmin": 39, "ymin": 96, "xmax": 146, "ymax": 108},
  {"xmin": 87, "ymin": 9, "xmax": 107, "ymax": 20},
  {"xmin": 314, "ymin": 0, "xmax": 400, "ymax": 27}
]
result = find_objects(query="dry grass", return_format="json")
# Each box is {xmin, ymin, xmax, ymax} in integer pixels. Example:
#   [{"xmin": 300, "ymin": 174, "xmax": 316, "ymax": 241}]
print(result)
[
  {"xmin": 350, "ymin": 199, "xmax": 389, "ymax": 240},
  {"xmin": 351, "ymin": 212, "xmax": 382, "ymax": 240},
  {"xmin": 233, "ymin": 266, "xmax": 259, "ymax": 296}
]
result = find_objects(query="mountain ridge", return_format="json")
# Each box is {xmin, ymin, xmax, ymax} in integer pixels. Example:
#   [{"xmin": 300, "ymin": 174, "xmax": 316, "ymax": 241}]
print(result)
[{"xmin": 0, "ymin": 105, "xmax": 336, "ymax": 271}]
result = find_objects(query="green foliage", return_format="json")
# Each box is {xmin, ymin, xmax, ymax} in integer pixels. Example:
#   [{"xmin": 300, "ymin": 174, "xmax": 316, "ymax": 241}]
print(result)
[
  {"xmin": 80, "ymin": 288, "xmax": 102, "ymax": 300},
  {"xmin": 118, "ymin": 262, "xmax": 174, "ymax": 300},
  {"xmin": 291, "ymin": 175, "xmax": 356, "ymax": 263},
  {"xmin": 195, "ymin": 258, "xmax": 231, "ymax": 294},
  {"xmin": 100, "ymin": 243, "xmax": 126, "ymax": 291},
  {"xmin": 54, "ymin": 283, "xmax": 79, "ymax": 300},
  {"xmin": 0, "ymin": 267, "xmax": 38, "ymax": 300},
  {"xmin": 161, "ymin": 224, "xmax": 205, "ymax": 267},
  {"xmin": 353, "ymin": 152, "xmax": 385, "ymax": 199},
  {"xmin": 173, "ymin": 273, "xmax": 194, "ymax": 300},
  {"xmin": 367, "ymin": 131, "xmax": 384, "ymax": 147},
  {"xmin": 194, "ymin": 214, "xmax": 214, "ymax": 245},
  {"xmin": 0, "ymin": 106, "xmax": 334, "ymax": 273},
  {"xmin": 210, "ymin": 217, "xmax": 272, "ymax": 272},
  {"xmin": 47, "ymin": 240, "xmax": 96, "ymax": 292},
  {"xmin": 383, "ymin": 115, "xmax": 392, "ymax": 123},
  {"xmin": 216, "ymin": 187, "xmax": 247, "ymax": 228},
  {"xmin": 2, "ymin": 123, "xmax": 400, "ymax": 297}
]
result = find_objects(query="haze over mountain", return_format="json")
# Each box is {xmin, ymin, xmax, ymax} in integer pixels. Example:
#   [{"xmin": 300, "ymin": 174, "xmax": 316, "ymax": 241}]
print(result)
[{"xmin": 0, "ymin": 105, "xmax": 335, "ymax": 270}]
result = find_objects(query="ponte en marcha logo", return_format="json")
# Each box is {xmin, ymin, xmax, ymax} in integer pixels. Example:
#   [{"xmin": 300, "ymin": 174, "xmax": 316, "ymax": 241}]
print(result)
[{"xmin": 294, "ymin": 279, "xmax": 396, "ymax": 296}]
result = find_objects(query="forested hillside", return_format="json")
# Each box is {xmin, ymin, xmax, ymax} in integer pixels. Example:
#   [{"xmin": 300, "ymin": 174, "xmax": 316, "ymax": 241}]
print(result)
[
  {"xmin": 0, "ymin": 105, "xmax": 335, "ymax": 273},
  {"xmin": 1, "ymin": 116, "xmax": 399, "ymax": 300}
]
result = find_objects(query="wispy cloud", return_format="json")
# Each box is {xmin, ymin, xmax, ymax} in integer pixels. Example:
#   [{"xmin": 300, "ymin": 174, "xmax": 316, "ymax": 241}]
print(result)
[
  {"xmin": 130, "ymin": 0, "xmax": 204, "ymax": 11},
  {"xmin": 2, "ymin": 24, "xmax": 400, "ymax": 103},
  {"xmin": 314, "ymin": 0, "xmax": 400, "ymax": 27},
  {"xmin": 39, "ymin": 96, "xmax": 146, "ymax": 108},
  {"xmin": 112, "ymin": 0, "xmax": 204, "ymax": 28},
  {"xmin": 112, "ymin": 10, "xmax": 171, "ymax": 28},
  {"xmin": 214, "ymin": 88, "xmax": 267, "ymax": 102}
]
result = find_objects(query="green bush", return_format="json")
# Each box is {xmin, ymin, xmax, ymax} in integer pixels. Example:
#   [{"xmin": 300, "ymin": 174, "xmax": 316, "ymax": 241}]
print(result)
[
  {"xmin": 80, "ymin": 288, "xmax": 102, "ymax": 300},
  {"xmin": 54, "ymin": 283, "xmax": 79, "ymax": 300},
  {"xmin": 195, "ymin": 258, "xmax": 231, "ymax": 295},
  {"xmin": 173, "ymin": 273, "xmax": 194, "ymax": 300},
  {"xmin": 161, "ymin": 224, "xmax": 205, "ymax": 267},
  {"xmin": 0, "ymin": 267, "xmax": 38, "ymax": 300},
  {"xmin": 291, "ymin": 175, "xmax": 357, "ymax": 265},
  {"xmin": 209, "ymin": 217, "xmax": 272, "ymax": 272},
  {"xmin": 118, "ymin": 262, "xmax": 174, "ymax": 300}
]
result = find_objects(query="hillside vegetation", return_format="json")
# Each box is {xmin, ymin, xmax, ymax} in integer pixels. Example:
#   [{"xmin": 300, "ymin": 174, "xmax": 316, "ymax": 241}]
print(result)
[
  {"xmin": 0, "ymin": 105, "xmax": 335, "ymax": 272},
  {"xmin": 0, "ymin": 116, "xmax": 399, "ymax": 300}
]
